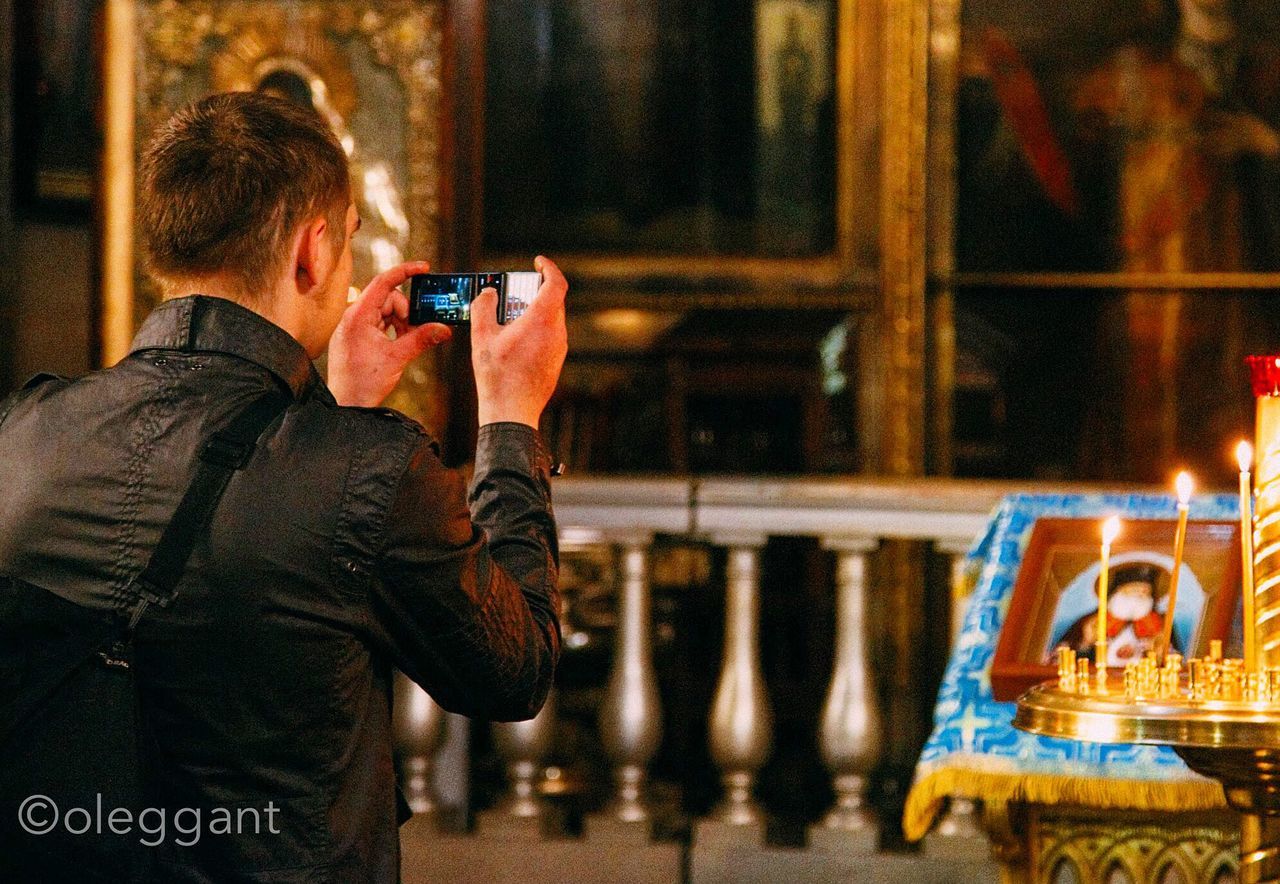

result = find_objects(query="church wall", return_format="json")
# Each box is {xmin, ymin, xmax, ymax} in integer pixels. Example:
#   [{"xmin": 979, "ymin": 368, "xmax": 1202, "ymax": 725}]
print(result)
[
  {"xmin": 0, "ymin": 0, "xmax": 13, "ymax": 395},
  {"xmin": 9, "ymin": 221, "xmax": 93, "ymax": 385},
  {"xmin": 0, "ymin": 0, "xmax": 91, "ymax": 395}
]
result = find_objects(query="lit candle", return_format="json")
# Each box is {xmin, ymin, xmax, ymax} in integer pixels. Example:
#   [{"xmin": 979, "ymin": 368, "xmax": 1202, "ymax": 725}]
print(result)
[
  {"xmin": 1097, "ymin": 516, "xmax": 1122, "ymax": 678},
  {"xmin": 1239, "ymin": 441, "xmax": 1258, "ymax": 673},
  {"xmin": 1159, "ymin": 472, "xmax": 1193, "ymax": 664}
]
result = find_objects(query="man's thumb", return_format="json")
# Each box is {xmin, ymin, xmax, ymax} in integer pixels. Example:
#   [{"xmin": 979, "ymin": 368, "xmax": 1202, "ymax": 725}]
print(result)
[{"xmin": 470, "ymin": 288, "xmax": 500, "ymax": 342}]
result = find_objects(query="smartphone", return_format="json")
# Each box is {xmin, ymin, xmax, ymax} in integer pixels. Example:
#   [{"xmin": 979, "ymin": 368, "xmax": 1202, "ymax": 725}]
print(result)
[{"xmin": 408, "ymin": 272, "xmax": 541, "ymax": 326}]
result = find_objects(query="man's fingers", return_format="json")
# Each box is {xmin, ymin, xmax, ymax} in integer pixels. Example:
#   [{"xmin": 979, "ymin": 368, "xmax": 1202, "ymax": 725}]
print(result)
[
  {"xmin": 528, "ymin": 255, "xmax": 568, "ymax": 320},
  {"xmin": 352, "ymin": 261, "xmax": 431, "ymax": 321},
  {"xmin": 534, "ymin": 255, "xmax": 565, "ymax": 287},
  {"xmin": 470, "ymin": 288, "xmax": 500, "ymax": 343},
  {"xmin": 387, "ymin": 315, "xmax": 412, "ymax": 338},
  {"xmin": 379, "ymin": 291, "xmax": 410, "ymax": 333},
  {"xmin": 391, "ymin": 322, "xmax": 452, "ymax": 362},
  {"xmin": 389, "ymin": 290, "xmax": 410, "ymax": 322},
  {"xmin": 373, "ymin": 261, "xmax": 431, "ymax": 295}
]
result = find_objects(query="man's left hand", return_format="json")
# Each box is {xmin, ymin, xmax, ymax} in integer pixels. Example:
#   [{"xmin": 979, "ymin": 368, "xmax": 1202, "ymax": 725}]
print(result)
[{"xmin": 327, "ymin": 261, "xmax": 453, "ymax": 408}]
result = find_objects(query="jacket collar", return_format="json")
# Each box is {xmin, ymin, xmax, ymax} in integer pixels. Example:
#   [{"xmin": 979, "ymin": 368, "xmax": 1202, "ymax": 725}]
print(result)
[{"xmin": 130, "ymin": 295, "xmax": 322, "ymax": 400}]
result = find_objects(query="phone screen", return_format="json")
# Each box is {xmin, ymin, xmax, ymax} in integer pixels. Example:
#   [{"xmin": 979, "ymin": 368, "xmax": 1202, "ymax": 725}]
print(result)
[
  {"xmin": 408, "ymin": 274, "xmax": 476, "ymax": 325},
  {"xmin": 408, "ymin": 271, "xmax": 543, "ymax": 325}
]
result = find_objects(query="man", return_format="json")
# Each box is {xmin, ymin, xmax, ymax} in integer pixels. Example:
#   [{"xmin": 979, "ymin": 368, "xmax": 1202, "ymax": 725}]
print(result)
[{"xmin": 0, "ymin": 92, "xmax": 566, "ymax": 880}]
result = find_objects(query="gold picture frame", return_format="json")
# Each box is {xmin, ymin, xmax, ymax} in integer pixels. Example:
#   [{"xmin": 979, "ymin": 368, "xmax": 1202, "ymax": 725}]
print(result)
[
  {"xmin": 476, "ymin": 0, "xmax": 878, "ymax": 312},
  {"xmin": 991, "ymin": 517, "xmax": 1242, "ymax": 702},
  {"xmin": 100, "ymin": 0, "xmax": 449, "ymax": 432}
]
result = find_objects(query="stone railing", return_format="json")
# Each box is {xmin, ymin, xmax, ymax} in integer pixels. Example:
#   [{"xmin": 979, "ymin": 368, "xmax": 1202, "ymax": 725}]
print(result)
[{"xmin": 394, "ymin": 476, "xmax": 1065, "ymax": 882}]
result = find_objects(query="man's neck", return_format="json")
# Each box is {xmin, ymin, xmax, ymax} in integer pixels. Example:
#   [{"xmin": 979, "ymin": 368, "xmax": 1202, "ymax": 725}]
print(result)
[{"xmin": 163, "ymin": 280, "xmax": 312, "ymax": 353}]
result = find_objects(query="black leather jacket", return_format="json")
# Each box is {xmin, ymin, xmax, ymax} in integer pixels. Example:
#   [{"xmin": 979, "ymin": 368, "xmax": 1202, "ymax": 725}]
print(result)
[{"xmin": 0, "ymin": 296, "xmax": 560, "ymax": 881}]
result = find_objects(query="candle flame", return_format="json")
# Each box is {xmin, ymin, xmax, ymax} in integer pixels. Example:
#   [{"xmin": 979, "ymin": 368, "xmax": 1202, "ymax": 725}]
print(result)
[
  {"xmin": 1175, "ymin": 471, "xmax": 1193, "ymax": 505},
  {"xmin": 1102, "ymin": 515, "xmax": 1121, "ymax": 546},
  {"xmin": 1238, "ymin": 440, "xmax": 1255, "ymax": 473}
]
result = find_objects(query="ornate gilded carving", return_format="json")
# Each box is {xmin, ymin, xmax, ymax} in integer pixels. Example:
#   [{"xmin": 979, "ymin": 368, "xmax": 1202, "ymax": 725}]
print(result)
[
  {"xmin": 209, "ymin": 26, "xmax": 359, "ymax": 120},
  {"xmin": 136, "ymin": 0, "xmax": 443, "ymax": 283},
  {"xmin": 1035, "ymin": 814, "xmax": 1238, "ymax": 884},
  {"xmin": 115, "ymin": 0, "xmax": 446, "ymax": 432},
  {"xmin": 878, "ymin": 0, "xmax": 929, "ymax": 478},
  {"xmin": 140, "ymin": 1, "xmax": 215, "ymax": 68}
]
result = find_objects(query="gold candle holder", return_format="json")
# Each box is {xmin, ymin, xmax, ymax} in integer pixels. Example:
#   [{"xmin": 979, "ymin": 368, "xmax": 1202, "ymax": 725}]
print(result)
[
  {"xmin": 1239, "ymin": 441, "xmax": 1259, "ymax": 673},
  {"xmin": 1159, "ymin": 472, "xmax": 1193, "ymax": 663},
  {"xmin": 1252, "ymin": 355, "xmax": 1280, "ymax": 669},
  {"xmin": 1095, "ymin": 516, "xmax": 1122, "ymax": 683},
  {"xmin": 1010, "ymin": 354, "xmax": 1280, "ymax": 884},
  {"xmin": 1057, "ymin": 647, "xmax": 1077, "ymax": 692}
]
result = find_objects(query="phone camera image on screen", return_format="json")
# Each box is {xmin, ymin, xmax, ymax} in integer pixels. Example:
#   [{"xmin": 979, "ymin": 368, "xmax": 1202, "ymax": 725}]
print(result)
[
  {"xmin": 409, "ymin": 274, "xmax": 475, "ymax": 325},
  {"xmin": 408, "ymin": 271, "xmax": 543, "ymax": 325}
]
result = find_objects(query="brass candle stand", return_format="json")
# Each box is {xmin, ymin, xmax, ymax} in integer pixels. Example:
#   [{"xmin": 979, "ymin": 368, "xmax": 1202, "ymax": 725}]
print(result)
[
  {"xmin": 1016, "ymin": 646, "xmax": 1280, "ymax": 882},
  {"xmin": 1015, "ymin": 354, "xmax": 1280, "ymax": 883}
]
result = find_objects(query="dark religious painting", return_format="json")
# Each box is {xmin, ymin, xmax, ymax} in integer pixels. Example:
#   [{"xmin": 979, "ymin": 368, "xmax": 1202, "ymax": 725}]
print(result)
[
  {"xmin": 483, "ymin": 0, "xmax": 837, "ymax": 257},
  {"xmin": 12, "ymin": 0, "xmax": 97, "ymax": 213},
  {"xmin": 950, "ymin": 0, "xmax": 1280, "ymax": 486},
  {"xmin": 957, "ymin": 0, "xmax": 1280, "ymax": 276},
  {"xmin": 952, "ymin": 283, "xmax": 1280, "ymax": 485}
]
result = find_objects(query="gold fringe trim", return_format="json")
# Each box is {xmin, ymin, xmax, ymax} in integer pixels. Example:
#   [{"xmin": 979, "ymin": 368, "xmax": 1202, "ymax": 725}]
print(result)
[{"xmin": 902, "ymin": 767, "xmax": 1227, "ymax": 842}]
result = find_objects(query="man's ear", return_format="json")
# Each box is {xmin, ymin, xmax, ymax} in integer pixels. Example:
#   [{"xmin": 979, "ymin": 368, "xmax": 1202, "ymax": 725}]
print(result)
[{"xmin": 293, "ymin": 215, "xmax": 331, "ymax": 295}]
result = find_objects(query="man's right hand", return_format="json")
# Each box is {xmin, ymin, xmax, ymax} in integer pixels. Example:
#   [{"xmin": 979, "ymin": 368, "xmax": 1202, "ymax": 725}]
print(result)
[{"xmin": 471, "ymin": 256, "xmax": 568, "ymax": 429}]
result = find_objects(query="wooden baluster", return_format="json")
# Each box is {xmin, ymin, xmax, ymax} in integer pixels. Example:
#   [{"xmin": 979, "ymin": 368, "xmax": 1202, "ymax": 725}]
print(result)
[
  {"xmin": 597, "ymin": 536, "xmax": 663, "ymax": 823},
  {"xmin": 813, "ymin": 538, "xmax": 881, "ymax": 852},
  {"xmin": 392, "ymin": 671, "xmax": 447, "ymax": 816},
  {"xmin": 708, "ymin": 536, "xmax": 773, "ymax": 828},
  {"xmin": 492, "ymin": 689, "xmax": 557, "ymax": 819}
]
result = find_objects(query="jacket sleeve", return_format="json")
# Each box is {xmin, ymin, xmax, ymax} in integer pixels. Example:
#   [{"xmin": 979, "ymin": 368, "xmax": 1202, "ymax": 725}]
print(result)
[{"xmin": 368, "ymin": 423, "xmax": 560, "ymax": 721}]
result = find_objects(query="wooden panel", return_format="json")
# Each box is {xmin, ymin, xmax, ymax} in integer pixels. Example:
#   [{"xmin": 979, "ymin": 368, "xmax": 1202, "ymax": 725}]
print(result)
[{"xmin": 0, "ymin": 0, "xmax": 14, "ymax": 393}]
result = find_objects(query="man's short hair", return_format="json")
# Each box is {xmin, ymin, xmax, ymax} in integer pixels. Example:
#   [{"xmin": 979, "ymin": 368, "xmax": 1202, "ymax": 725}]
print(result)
[{"xmin": 140, "ymin": 91, "xmax": 351, "ymax": 301}]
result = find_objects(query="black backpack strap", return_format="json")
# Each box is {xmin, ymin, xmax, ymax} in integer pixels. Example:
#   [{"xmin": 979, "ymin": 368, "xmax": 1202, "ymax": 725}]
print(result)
[
  {"xmin": 1, "ymin": 387, "xmax": 290, "ymax": 742},
  {"xmin": 122, "ymin": 388, "xmax": 291, "ymax": 631},
  {"xmin": 0, "ymin": 580, "xmax": 122, "ymax": 745}
]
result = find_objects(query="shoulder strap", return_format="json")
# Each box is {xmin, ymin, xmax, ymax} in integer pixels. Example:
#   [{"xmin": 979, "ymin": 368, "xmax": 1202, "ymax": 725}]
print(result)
[
  {"xmin": 1, "ymin": 387, "xmax": 291, "ymax": 741},
  {"xmin": 124, "ymin": 388, "xmax": 291, "ymax": 630}
]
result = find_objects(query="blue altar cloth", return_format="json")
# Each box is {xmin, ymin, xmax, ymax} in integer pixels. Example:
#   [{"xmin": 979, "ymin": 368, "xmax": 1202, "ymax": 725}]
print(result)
[{"xmin": 904, "ymin": 492, "xmax": 1235, "ymax": 841}]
